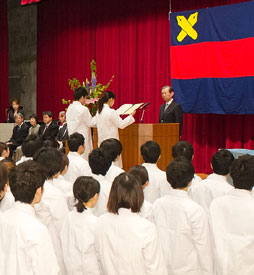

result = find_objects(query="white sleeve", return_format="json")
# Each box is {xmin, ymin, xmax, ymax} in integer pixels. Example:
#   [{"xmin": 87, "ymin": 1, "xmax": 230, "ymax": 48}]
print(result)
[
  {"xmin": 110, "ymin": 110, "xmax": 135, "ymax": 129},
  {"xmin": 83, "ymin": 107, "xmax": 97, "ymax": 127}
]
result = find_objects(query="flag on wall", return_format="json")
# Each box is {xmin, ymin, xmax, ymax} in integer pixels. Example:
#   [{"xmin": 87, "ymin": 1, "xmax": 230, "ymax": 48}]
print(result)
[
  {"xmin": 170, "ymin": 1, "xmax": 254, "ymax": 114},
  {"xmin": 21, "ymin": 0, "xmax": 40, "ymax": 5}
]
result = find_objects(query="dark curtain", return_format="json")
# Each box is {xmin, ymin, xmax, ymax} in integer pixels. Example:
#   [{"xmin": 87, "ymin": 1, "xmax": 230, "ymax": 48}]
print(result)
[
  {"xmin": 37, "ymin": 0, "xmax": 253, "ymax": 173},
  {"xmin": 0, "ymin": 0, "xmax": 9, "ymax": 122}
]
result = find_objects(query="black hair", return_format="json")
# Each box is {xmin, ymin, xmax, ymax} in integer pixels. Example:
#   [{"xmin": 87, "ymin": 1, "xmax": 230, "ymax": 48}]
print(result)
[
  {"xmin": 100, "ymin": 138, "xmax": 122, "ymax": 162},
  {"xmin": 166, "ymin": 157, "xmax": 194, "ymax": 189},
  {"xmin": 21, "ymin": 134, "xmax": 43, "ymax": 157},
  {"xmin": 43, "ymin": 138, "xmax": 60, "ymax": 149},
  {"xmin": 0, "ymin": 162, "xmax": 8, "ymax": 193},
  {"xmin": 98, "ymin": 91, "xmax": 115, "ymax": 114},
  {"xmin": 60, "ymin": 153, "xmax": 69, "ymax": 173},
  {"xmin": 88, "ymin": 148, "xmax": 111, "ymax": 176},
  {"xmin": 230, "ymin": 154, "xmax": 254, "ymax": 190},
  {"xmin": 33, "ymin": 147, "xmax": 62, "ymax": 179},
  {"xmin": 140, "ymin": 141, "xmax": 161, "ymax": 163},
  {"xmin": 73, "ymin": 176, "xmax": 100, "ymax": 213},
  {"xmin": 9, "ymin": 160, "xmax": 46, "ymax": 204},
  {"xmin": 212, "ymin": 149, "xmax": 234, "ymax": 175},
  {"xmin": 172, "ymin": 141, "xmax": 194, "ymax": 161},
  {"xmin": 29, "ymin": 114, "xmax": 39, "ymax": 124},
  {"xmin": 74, "ymin": 87, "xmax": 88, "ymax": 101},
  {"xmin": 0, "ymin": 142, "xmax": 8, "ymax": 156},
  {"xmin": 128, "ymin": 165, "xmax": 149, "ymax": 186},
  {"xmin": 68, "ymin": 132, "xmax": 85, "ymax": 152},
  {"xmin": 42, "ymin": 111, "xmax": 53, "ymax": 118}
]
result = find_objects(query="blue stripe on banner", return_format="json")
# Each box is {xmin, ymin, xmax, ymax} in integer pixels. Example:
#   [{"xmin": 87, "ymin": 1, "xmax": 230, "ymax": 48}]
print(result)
[
  {"xmin": 170, "ymin": 1, "xmax": 254, "ymax": 46},
  {"xmin": 172, "ymin": 77, "xmax": 254, "ymax": 114}
]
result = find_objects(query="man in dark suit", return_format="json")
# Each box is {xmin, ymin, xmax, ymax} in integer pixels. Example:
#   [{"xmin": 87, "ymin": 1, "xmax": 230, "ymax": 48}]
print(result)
[
  {"xmin": 38, "ymin": 111, "xmax": 59, "ymax": 142},
  {"xmin": 56, "ymin": 111, "xmax": 68, "ymax": 148},
  {"xmin": 159, "ymin": 86, "xmax": 183, "ymax": 137},
  {"xmin": 7, "ymin": 113, "xmax": 29, "ymax": 157}
]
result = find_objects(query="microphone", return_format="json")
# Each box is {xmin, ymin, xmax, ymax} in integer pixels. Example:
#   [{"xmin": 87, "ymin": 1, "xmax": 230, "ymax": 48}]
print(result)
[{"xmin": 140, "ymin": 102, "xmax": 150, "ymax": 109}]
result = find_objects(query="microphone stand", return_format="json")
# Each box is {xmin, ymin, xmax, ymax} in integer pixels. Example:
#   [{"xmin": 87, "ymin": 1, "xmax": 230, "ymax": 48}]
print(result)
[{"xmin": 140, "ymin": 107, "xmax": 146, "ymax": 123}]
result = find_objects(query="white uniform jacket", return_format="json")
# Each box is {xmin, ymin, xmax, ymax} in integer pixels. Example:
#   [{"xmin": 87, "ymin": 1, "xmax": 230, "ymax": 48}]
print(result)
[
  {"xmin": 105, "ymin": 163, "xmax": 124, "ymax": 183},
  {"xmin": 66, "ymin": 101, "xmax": 96, "ymax": 160},
  {"xmin": 16, "ymin": 156, "xmax": 33, "ymax": 165},
  {"xmin": 1, "ymin": 201, "xmax": 59, "ymax": 275},
  {"xmin": 0, "ymin": 185, "xmax": 14, "ymax": 212},
  {"xmin": 61, "ymin": 208, "xmax": 100, "ymax": 275},
  {"xmin": 210, "ymin": 189, "xmax": 254, "ymax": 275},
  {"xmin": 142, "ymin": 163, "xmax": 172, "ymax": 203},
  {"xmin": 153, "ymin": 189, "xmax": 214, "ymax": 275},
  {"xmin": 140, "ymin": 199, "xmax": 154, "ymax": 223},
  {"xmin": 94, "ymin": 208, "xmax": 167, "ymax": 275}
]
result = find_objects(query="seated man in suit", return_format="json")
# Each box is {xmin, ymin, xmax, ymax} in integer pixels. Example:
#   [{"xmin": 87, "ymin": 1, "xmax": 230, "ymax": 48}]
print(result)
[
  {"xmin": 159, "ymin": 86, "xmax": 183, "ymax": 137},
  {"xmin": 38, "ymin": 111, "xmax": 59, "ymax": 142},
  {"xmin": 7, "ymin": 113, "xmax": 29, "ymax": 158}
]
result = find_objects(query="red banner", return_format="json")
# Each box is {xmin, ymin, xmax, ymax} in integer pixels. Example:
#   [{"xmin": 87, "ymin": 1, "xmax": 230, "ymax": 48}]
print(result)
[{"xmin": 21, "ymin": 0, "xmax": 40, "ymax": 5}]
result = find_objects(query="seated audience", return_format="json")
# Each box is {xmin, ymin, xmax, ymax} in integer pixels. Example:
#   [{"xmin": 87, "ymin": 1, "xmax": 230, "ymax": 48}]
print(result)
[
  {"xmin": 7, "ymin": 98, "xmax": 24, "ymax": 123},
  {"xmin": 189, "ymin": 149, "xmax": 234, "ymax": 211},
  {"xmin": 141, "ymin": 140, "xmax": 171, "ymax": 203},
  {"xmin": 61, "ymin": 176, "xmax": 100, "ymax": 275},
  {"xmin": 88, "ymin": 147, "xmax": 112, "ymax": 217},
  {"xmin": 0, "ymin": 142, "xmax": 10, "ymax": 161},
  {"xmin": 0, "ymin": 160, "xmax": 59, "ymax": 274},
  {"xmin": 210, "ymin": 154, "xmax": 254, "ymax": 275},
  {"xmin": 38, "ymin": 111, "xmax": 59, "ymax": 141},
  {"xmin": 56, "ymin": 111, "xmax": 68, "ymax": 148},
  {"xmin": 7, "ymin": 113, "xmax": 29, "ymax": 158},
  {"xmin": 64, "ymin": 132, "xmax": 91, "ymax": 183},
  {"xmin": 34, "ymin": 147, "xmax": 69, "ymax": 274},
  {"xmin": 128, "ymin": 165, "xmax": 153, "ymax": 222},
  {"xmin": 153, "ymin": 157, "xmax": 213, "ymax": 275},
  {"xmin": 100, "ymin": 138, "xmax": 124, "ymax": 182},
  {"xmin": 28, "ymin": 114, "xmax": 40, "ymax": 135},
  {"xmin": 0, "ymin": 163, "xmax": 8, "ymax": 209},
  {"xmin": 94, "ymin": 172, "xmax": 167, "ymax": 274}
]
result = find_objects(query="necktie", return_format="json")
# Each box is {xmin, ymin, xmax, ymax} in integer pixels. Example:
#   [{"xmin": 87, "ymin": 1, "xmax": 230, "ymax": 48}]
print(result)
[{"xmin": 43, "ymin": 125, "xmax": 48, "ymax": 135}]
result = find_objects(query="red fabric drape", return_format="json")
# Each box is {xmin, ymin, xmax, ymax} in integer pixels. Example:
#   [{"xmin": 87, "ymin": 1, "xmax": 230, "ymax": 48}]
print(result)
[
  {"xmin": 37, "ymin": 0, "xmax": 253, "ymax": 173},
  {"xmin": 21, "ymin": 0, "xmax": 40, "ymax": 5},
  {"xmin": 0, "ymin": 0, "xmax": 9, "ymax": 122}
]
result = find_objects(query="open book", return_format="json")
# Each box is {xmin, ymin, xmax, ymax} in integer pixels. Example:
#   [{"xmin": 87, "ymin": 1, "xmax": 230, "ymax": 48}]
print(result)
[{"xmin": 116, "ymin": 103, "xmax": 144, "ymax": 115}]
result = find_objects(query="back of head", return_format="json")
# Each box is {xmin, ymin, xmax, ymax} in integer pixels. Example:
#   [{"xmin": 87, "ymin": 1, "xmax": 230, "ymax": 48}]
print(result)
[
  {"xmin": 230, "ymin": 154, "xmax": 254, "ymax": 190},
  {"xmin": 74, "ymin": 87, "xmax": 88, "ymax": 101},
  {"xmin": 88, "ymin": 148, "xmax": 111, "ymax": 176},
  {"xmin": 33, "ymin": 147, "xmax": 62, "ymax": 179},
  {"xmin": 43, "ymin": 138, "xmax": 60, "ymax": 149},
  {"xmin": 98, "ymin": 91, "xmax": 115, "ymax": 114},
  {"xmin": 9, "ymin": 160, "xmax": 46, "ymax": 204},
  {"xmin": 21, "ymin": 134, "xmax": 43, "ymax": 157},
  {"xmin": 140, "ymin": 141, "xmax": 161, "ymax": 163},
  {"xmin": 60, "ymin": 153, "xmax": 69, "ymax": 173},
  {"xmin": 172, "ymin": 141, "xmax": 193, "ymax": 161},
  {"xmin": 68, "ymin": 132, "xmax": 85, "ymax": 152},
  {"xmin": 1, "ymin": 159, "xmax": 16, "ymax": 180},
  {"xmin": 166, "ymin": 157, "xmax": 194, "ymax": 189},
  {"xmin": 212, "ymin": 149, "xmax": 234, "ymax": 175},
  {"xmin": 100, "ymin": 138, "xmax": 122, "ymax": 162},
  {"xmin": 0, "ymin": 142, "xmax": 8, "ymax": 156},
  {"xmin": 128, "ymin": 165, "xmax": 149, "ymax": 186},
  {"xmin": 73, "ymin": 176, "xmax": 100, "ymax": 213},
  {"xmin": 0, "ymin": 162, "xmax": 8, "ymax": 192},
  {"xmin": 107, "ymin": 172, "xmax": 144, "ymax": 214}
]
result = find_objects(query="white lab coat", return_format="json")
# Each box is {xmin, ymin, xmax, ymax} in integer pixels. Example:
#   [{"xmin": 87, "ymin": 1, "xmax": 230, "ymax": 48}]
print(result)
[
  {"xmin": 61, "ymin": 208, "xmax": 100, "ymax": 275},
  {"xmin": 1, "ymin": 201, "xmax": 59, "ymax": 275},
  {"xmin": 94, "ymin": 208, "xmax": 167, "ymax": 275},
  {"xmin": 105, "ymin": 162, "xmax": 124, "ymax": 183},
  {"xmin": 140, "ymin": 199, "xmax": 153, "ymax": 222},
  {"xmin": 35, "ymin": 179, "xmax": 69, "ymax": 274},
  {"xmin": 91, "ymin": 174, "xmax": 112, "ymax": 217},
  {"xmin": 210, "ymin": 189, "xmax": 254, "ymax": 275},
  {"xmin": 66, "ymin": 101, "xmax": 96, "ymax": 160},
  {"xmin": 189, "ymin": 173, "xmax": 233, "ymax": 212},
  {"xmin": 153, "ymin": 189, "xmax": 214, "ymax": 275},
  {"xmin": 64, "ymin": 151, "xmax": 92, "ymax": 184},
  {"xmin": 142, "ymin": 163, "xmax": 172, "ymax": 203},
  {"xmin": 16, "ymin": 156, "xmax": 33, "ymax": 165},
  {"xmin": 0, "ymin": 186, "xmax": 14, "ymax": 212}
]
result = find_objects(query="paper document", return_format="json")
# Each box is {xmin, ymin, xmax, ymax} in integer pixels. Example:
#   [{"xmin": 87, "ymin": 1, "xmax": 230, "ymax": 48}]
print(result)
[{"xmin": 116, "ymin": 103, "xmax": 144, "ymax": 115}]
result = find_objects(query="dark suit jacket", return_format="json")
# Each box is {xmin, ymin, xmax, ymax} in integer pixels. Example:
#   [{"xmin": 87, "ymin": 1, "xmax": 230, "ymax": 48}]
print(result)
[
  {"xmin": 9, "ymin": 122, "xmax": 29, "ymax": 146},
  {"xmin": 39, "ymin": 121, "xmax": 59, "ymax": 141},
  {"xmin": 7, "ymin": 106, "xmax": 24, "ymax": 123},
  {"xmin": 159, "ymin": 100, "xmax": 183, "ymax": 136},
  {"xmin": 56, "ymin": 123, "xmax": 68, "ymax": 143}
]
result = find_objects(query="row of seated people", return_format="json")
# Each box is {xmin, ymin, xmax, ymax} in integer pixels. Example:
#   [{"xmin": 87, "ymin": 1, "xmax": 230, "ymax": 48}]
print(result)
[{"xmin": 0, "ymin": 137, "xmax": 253, "ymax": 274}]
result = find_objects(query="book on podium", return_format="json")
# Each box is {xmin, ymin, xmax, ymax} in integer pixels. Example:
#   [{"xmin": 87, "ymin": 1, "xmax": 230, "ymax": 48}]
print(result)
[{"xmin": 116, "ymin": 103, "xmax": 144, "ymax": 115}]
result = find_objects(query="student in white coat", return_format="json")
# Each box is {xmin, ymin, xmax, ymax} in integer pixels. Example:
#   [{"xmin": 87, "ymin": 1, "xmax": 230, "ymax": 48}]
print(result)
[
  {"xmin": 61, "ymin": 176, "xmax": 101, "ymax": 275},
  {"xmin": 210, "ymin": 154, "xmax": 254, "ymax": 275},
  {"xmin": 34, "ymin": 147, "xmax": 69, "ymax": 274},
  {"xmin": 1, "ymin": 160, "xmax": 60, "ymax": 275},
  {"xmin": 66, "ymin": 87, "xmax": 96, "ymax": 160},
  {"xmin": 141, "ymin": 141, "xmax": 172, "ymax": 203},
  {"xmin": 95, "ymin": 91, "xmax": 135, "ymax": 167},
  {"xmin": 0, "ymin": 163, "xmax": 8, "ymax": 209},
  {"xmin": 100, "ymin": 138, "xmax": 125, "ymax": 182},
  {"xmin": 189, "ymin": 149, "xmax": 234, "ymax": 212},
  {"xmin": 94, "ymin": 172, "xmax": 167, "ymax": 275},
  {"xmin": 129, "ymin": 165, "xmax": 153, "ymax": 222},
  {"xmin": 153, "ymin": 157, "xmax": 214, "ymax": 275}
]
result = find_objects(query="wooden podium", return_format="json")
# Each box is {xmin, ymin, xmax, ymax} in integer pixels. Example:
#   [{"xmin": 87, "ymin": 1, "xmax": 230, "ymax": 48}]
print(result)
[{"xmin": 93, "ymin": 123, "xmax": 179, "ymax": 171}]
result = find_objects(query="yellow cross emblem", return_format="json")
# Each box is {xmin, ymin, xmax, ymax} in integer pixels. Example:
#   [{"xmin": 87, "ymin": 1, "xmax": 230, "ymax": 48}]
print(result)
[{"xmin": 177, "ymin": 12, "xmax": 198, "ymax": 42}]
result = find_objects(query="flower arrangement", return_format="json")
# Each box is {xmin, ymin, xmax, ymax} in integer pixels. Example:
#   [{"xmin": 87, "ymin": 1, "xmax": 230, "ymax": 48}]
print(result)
[{"xmin": 62, "ymin": 60, "xmax": 114, "ymax": 116}]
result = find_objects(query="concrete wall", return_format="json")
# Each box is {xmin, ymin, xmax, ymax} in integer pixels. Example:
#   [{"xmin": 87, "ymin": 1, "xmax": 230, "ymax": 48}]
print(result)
[{"xmin": 7, "ymin": 0, "xmax": 37, "ymax": 119}]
